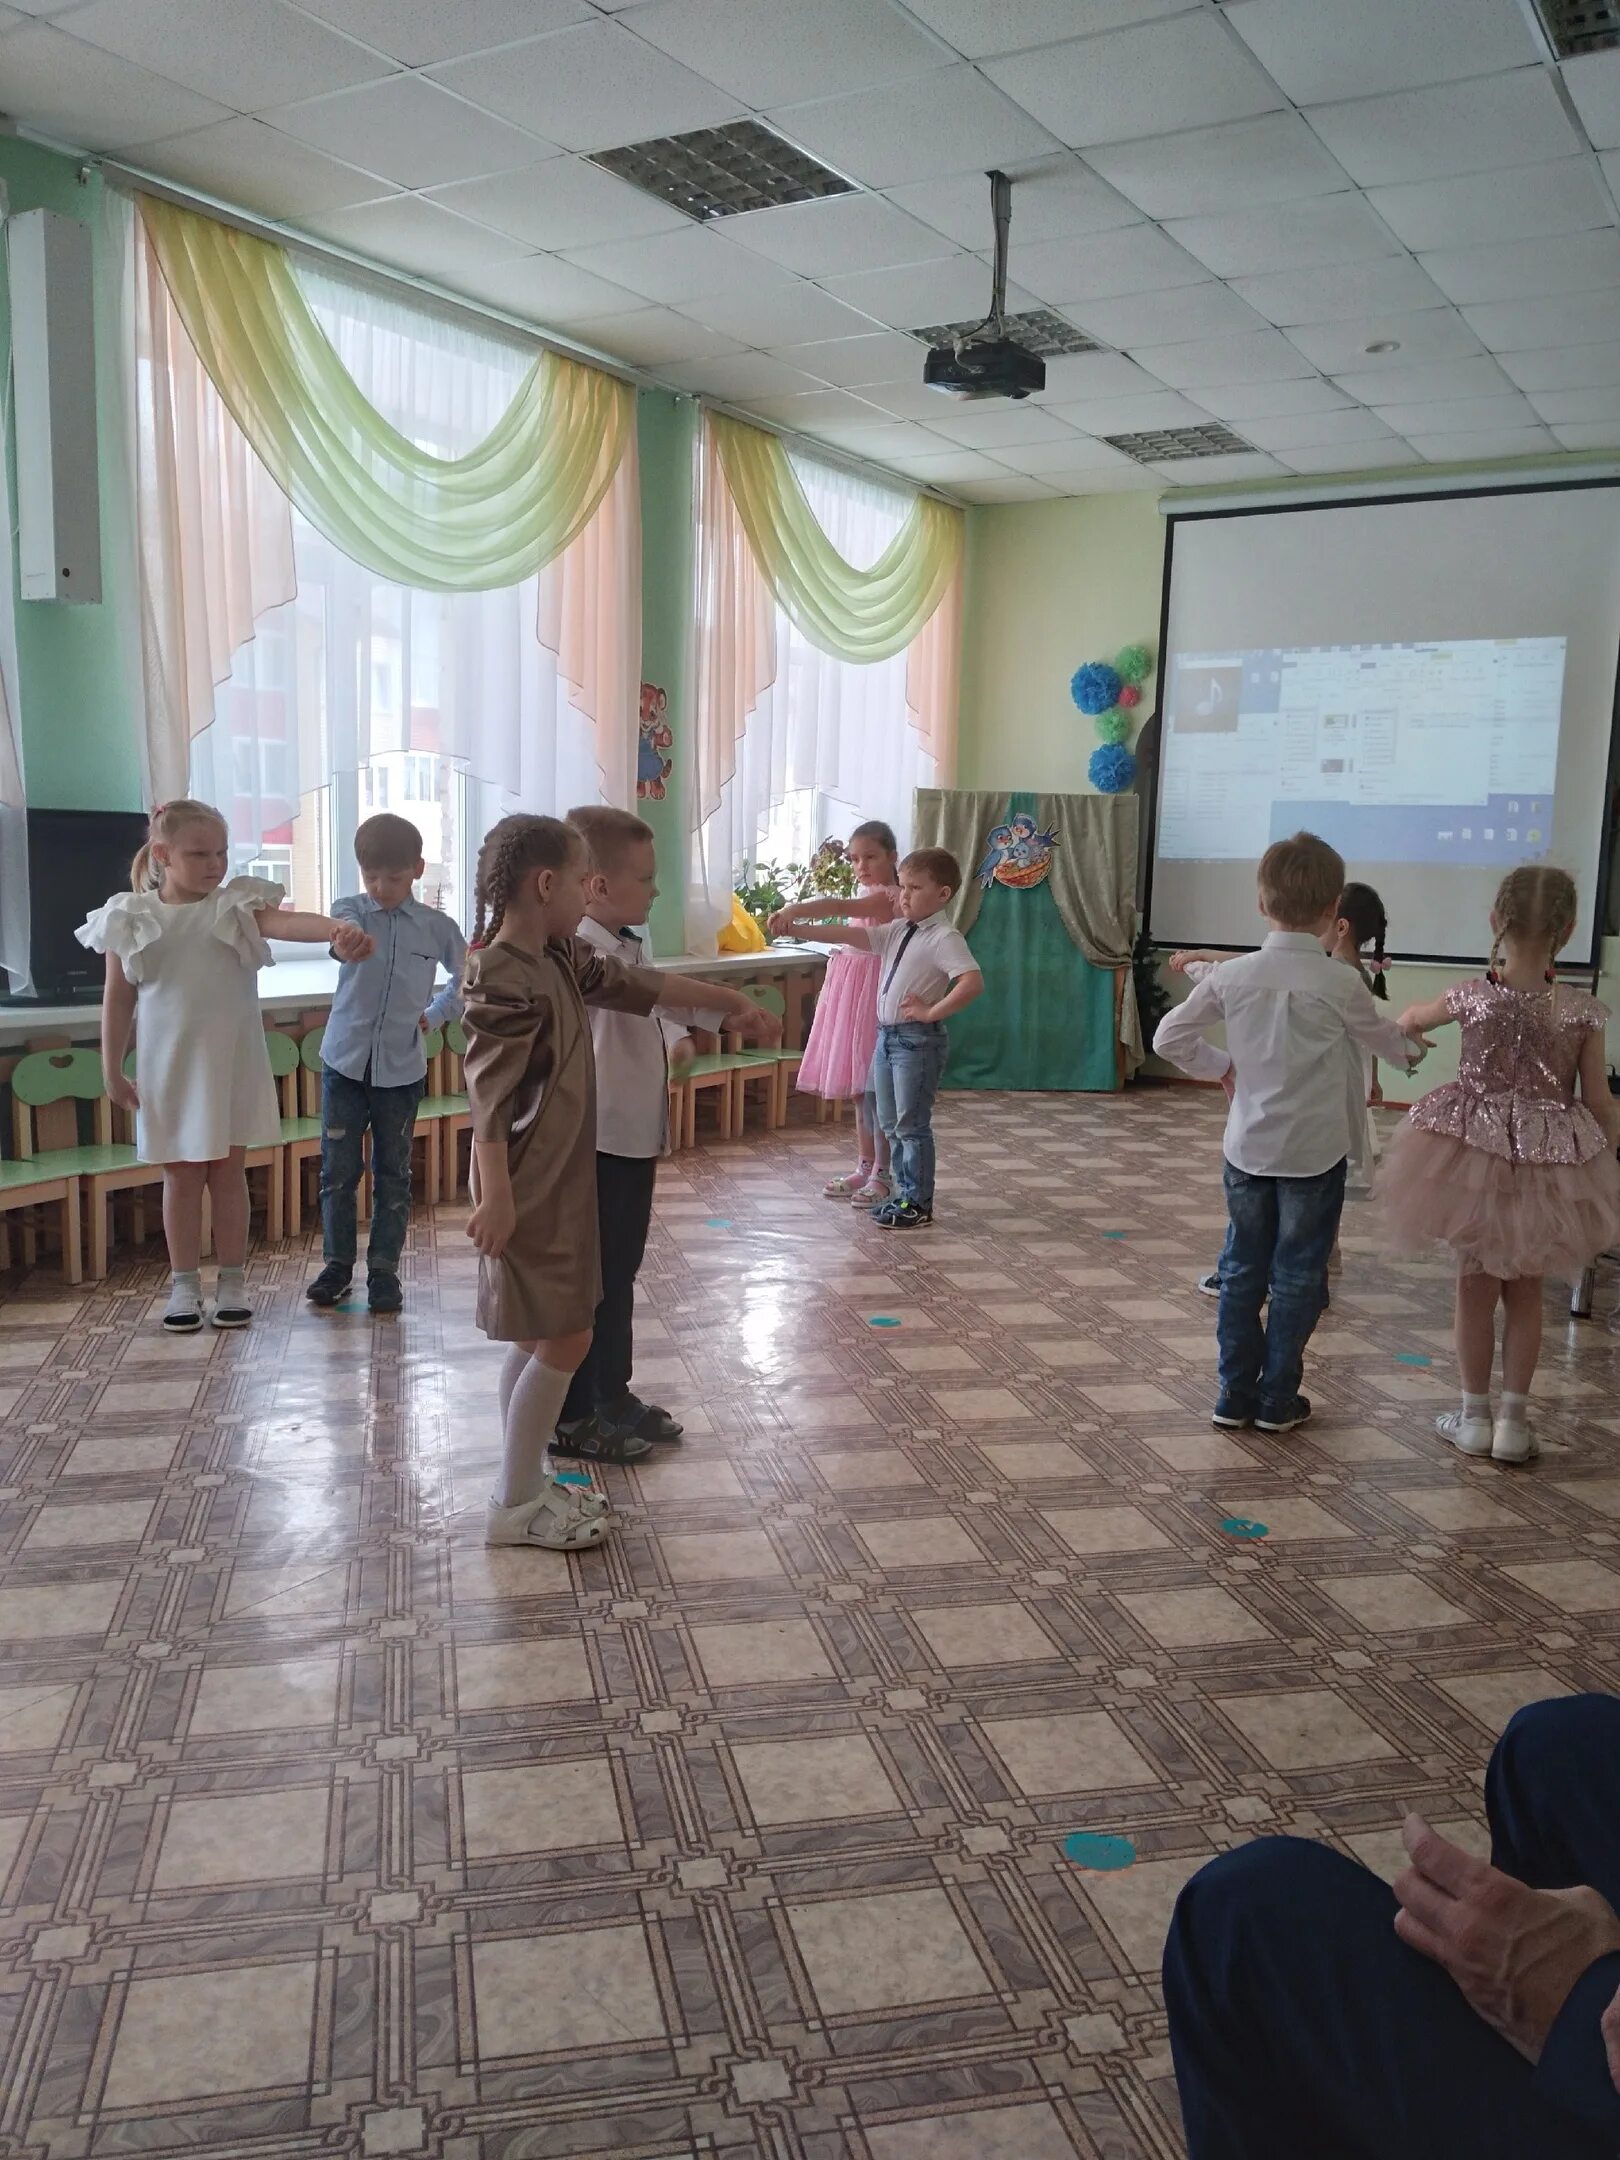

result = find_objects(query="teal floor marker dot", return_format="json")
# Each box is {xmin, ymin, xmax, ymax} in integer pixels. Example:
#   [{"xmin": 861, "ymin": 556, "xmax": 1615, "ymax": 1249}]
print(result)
[
  {"xmin": 706, "ymin": 1217, "xmax": 731, "ymax": 1228},
  {"xmin": 1222, "ymin": 1517, "xmax": 1269, "ymax": 1540},
  {"xmin": 1395, "ymin": 1352, "xmax": 1431, "ymax": 1367},
  {"xmin": 554, "ymin": 1470, "xmax": 592, "ymax": 1488},
  {"xmin": 867, "ymin": 1315, "xmax": 902, "ymax": 1328},
  {"xmin": 1063, "ymin": 1831, "xmax": 1136, "ymax": 1872},
  {"xmin": 1101, "ymin": 1230, "xmax": 1127, "ymax": 1240}
]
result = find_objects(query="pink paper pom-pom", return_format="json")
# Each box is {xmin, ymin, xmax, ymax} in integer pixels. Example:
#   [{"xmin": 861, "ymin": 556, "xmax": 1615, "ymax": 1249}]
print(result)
[{"xmin": 1116, "ymin": 682, "xmax": 1141, "ymax": 709}]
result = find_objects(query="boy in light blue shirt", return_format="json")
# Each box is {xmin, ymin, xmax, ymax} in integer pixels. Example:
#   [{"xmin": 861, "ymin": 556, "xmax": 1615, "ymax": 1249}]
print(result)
[{"xmin": 307, "ymin": 814, "xmax": 466, "ymax": 1315}]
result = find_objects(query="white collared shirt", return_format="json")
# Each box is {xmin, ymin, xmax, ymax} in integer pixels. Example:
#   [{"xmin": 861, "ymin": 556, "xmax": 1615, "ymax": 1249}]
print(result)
[
  {"xmin": 1154, "ymin": 930, "xmax": 1417, "ymax": 1177},
  {"xmin": 578, "ymin": 916, "xmax": 724, "ymax": 1158},
  {"xmin": 865, "ymin": 909, "xmax": 979, "ymax": 1024}
]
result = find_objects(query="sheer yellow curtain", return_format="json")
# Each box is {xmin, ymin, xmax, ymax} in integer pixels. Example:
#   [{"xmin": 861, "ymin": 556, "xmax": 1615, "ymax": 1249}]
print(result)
[
  {"xmin": 710, "ymin": 411, "xmax": 963, "ymax": 662},
  {"xmin": 140, "ymin": 195, "xmax": 632, "ymax": 593}
]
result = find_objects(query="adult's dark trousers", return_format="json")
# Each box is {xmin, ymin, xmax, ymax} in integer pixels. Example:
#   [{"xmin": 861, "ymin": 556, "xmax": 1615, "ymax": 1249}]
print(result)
[{"xmin": 1164, "ymin": 1693, "xmax": 1620, "ymax": 2158}]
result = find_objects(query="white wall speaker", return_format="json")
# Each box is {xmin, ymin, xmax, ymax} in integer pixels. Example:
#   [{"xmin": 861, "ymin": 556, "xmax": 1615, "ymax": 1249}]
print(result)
[{"xmin": 6, "ymin": 206, "xmax": 102, "ymax": 603}]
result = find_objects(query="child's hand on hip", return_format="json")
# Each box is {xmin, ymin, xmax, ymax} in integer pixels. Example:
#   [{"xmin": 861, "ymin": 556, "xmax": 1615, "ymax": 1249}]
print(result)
[
  {"xmin": 898, "ymin": 991, "xmax": 935, "ymax": 1022},
  {"xmin": 466, "ymin": 1189, "xmax": 517, "ymax": 1258}
]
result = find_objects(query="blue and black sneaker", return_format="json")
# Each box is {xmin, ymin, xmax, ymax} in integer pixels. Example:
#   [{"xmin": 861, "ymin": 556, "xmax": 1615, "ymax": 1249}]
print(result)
[{"xmin": 873, "ymin": 1199, "xmax": 933, "ymax": 1229}]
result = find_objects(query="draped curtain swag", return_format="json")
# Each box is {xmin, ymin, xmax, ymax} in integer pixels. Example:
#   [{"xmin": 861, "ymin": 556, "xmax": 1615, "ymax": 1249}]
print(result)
[
  {"xmin": 912, "ymin": 788, "xmax": 1143, "ymax": 1064},
  {"xmin": 140, "ymin": 196, "xmax": 634, "ymax": 595}
]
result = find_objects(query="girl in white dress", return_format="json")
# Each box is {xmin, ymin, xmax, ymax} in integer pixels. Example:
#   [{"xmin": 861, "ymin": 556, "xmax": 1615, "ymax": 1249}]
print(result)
[{"xmin": 78, "ymin": 799, "xmax": 373, "ymax": 1333}]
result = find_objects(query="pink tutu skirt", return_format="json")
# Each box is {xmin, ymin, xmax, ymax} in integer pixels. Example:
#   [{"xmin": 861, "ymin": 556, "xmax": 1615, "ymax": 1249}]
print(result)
[
  {"xmin": 797, "ymin": 944, "xmax": 881, "ymax": 1100},
  {"xmin": 1377, "ymin": 1121, "xmax": 1620, "ymax": 1281}
]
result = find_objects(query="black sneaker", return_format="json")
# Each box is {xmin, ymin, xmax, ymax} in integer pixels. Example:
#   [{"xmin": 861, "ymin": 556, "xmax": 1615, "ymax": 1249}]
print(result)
[
  {"xmin": 1255, "ymin": 1395, "xmax": 1312, "ymax": 1434},
  {"xmin": 612, "ymin": 1393, "xmax": 684, "ymax": 1444},
  {"xmin": 368, "ymin": 1271, "xmax": 404, "ymax": 1315},
  {"xmin": 1197, "ymin": 1273, "xmax": 1222, "ymax": 1298},
  {"xmin": 875, "ymin": 1200, "xmax": 933, "ymax": 1229},
  {"xmin": 1211, "ymin": 1401, "xmax": 1253, "ymax": 1429},
  {"xmin": 550, "ymin": 1413, "xmax": 653, "ymax": 1464},
  {"xmin": 306, "ymin": 1263, "xmax": 353, "ymax": 1308}
]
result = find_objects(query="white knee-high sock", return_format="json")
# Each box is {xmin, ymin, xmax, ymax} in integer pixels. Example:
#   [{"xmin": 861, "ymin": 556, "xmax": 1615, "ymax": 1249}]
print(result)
[
  {"xmin": 493, "ymin": 1356, "xmax": 573, "ymax": 1509},
  {"xmin": 497, "ymin": 1344, "xmax": 530, "ymax": 1424}
]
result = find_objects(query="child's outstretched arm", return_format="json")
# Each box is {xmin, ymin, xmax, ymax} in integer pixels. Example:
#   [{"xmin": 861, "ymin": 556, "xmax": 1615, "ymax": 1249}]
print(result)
[
  {"xmin": 790, "ymin": 923, "xmax": 873, "ymax": 951},
  {"xmin": 1395, "ymin": 994, "xmax": 1453, "ymax": 1038},
  {"xmin": 257, "ymin": 902, "xmax": 374, "ymax": 962},
  {"xmin": 655, "ymin": 971, "xmax": 781, "ymax": 1047},
  {"xmin": 768, "ymin": 893, "xmax": 892, "ymax": 935},
  {"xmin": 1346, "ymin": 983, "xmax": 1433, "ymax": 1069}
]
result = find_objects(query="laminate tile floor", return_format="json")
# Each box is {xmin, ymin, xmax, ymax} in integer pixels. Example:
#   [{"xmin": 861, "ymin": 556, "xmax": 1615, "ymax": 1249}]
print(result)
[{"xmin": 4, "ymin": 1088, "xmax": 1620, "ymax": 2158}]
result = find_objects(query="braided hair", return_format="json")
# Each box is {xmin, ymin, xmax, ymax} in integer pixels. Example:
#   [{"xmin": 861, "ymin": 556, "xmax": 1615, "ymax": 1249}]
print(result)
[
  {"xmin": 470, "ymin": 813, "xmax": 581, "ymax": 953},
  {"xmin": 1336, "ymin": 881, "xmax": 1389, "ymax": 998},
  {"xmin": 1489, "ymin": 862, "xmax": 1577, "ymax": 982}
]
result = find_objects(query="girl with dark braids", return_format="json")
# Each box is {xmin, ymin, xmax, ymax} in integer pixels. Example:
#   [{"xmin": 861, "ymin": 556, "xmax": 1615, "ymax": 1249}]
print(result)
[{"xmin": 463, "ymin": 814, "xmax": 777, "ymax": 1550}]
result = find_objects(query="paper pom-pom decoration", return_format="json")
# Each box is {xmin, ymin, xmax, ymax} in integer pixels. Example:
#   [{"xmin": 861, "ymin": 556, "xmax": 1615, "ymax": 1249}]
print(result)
[
  {"xmin": 1089, "ymin": 742, "xmax": 1137, "ymax": 793},
  {"xmin": 1071, "ymin": 661, "xmax": 1122, "ymax": 715},
  {"xmin": 1116, "ymin": 682, "xmax": 1141, "ymax": 710},
  {"xmin": 1115, "ymin": 643, "xmax": 1151, "ymax": 685},
  {"xmin": 1094, "ymin": 707, "xmax": 1132, "ymax": 745}
]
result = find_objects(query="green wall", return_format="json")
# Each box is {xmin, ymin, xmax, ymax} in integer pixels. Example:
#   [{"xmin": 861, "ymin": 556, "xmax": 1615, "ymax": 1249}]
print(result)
[{"xmin": 0, "ymin": 136, "xmax": 141, "ymax": 810}]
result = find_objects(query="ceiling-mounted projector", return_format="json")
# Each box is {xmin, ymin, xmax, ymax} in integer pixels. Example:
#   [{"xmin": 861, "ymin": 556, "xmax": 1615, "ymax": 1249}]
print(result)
[{"xmin": 923, "ymin": 170, "xmax": 1045, "ymax": 402}]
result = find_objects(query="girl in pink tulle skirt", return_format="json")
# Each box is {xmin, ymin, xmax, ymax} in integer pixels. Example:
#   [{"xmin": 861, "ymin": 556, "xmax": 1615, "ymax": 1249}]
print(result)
[
  {"xmin": 1380, "ymin": 864, "xmax": 1620, "ymax": 1466},
  {"xmin": 768, "ymin": 821, "xmax": 900, "ymax": 1206}
]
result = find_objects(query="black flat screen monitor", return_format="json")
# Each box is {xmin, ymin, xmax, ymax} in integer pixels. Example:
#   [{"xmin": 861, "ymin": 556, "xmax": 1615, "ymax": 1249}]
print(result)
[{"xmin": 4, "ymin": 808, "xmax": 150, "ymax": 1004}]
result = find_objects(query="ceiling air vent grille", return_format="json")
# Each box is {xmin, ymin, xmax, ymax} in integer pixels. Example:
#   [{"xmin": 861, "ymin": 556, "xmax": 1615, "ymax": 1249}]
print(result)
[
  {"xmin": 590, "ymin": 119, "xmax": 854, "ymax": 221},
  {"xmin": 1532, "ymin": 0, "xmax": 1620, "ymax": 57},
  {"xmin": 1105, "ymin": 423, "xmax": 1255, "ymax": 463},
  {"xmin": 909, "ymin": 307, "xmax": 1102, "ymax": 357}
]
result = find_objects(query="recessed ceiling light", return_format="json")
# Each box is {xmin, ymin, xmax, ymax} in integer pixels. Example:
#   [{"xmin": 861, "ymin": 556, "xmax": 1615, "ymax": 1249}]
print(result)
[{"xmin": 1364, "ymin": 340, "xmax": 1401, "ymax": 355}]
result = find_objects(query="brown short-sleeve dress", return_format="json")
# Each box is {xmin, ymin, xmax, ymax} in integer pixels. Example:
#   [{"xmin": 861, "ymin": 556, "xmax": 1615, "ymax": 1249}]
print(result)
[{"xmin": 463, "ymin": 936, "xmax": 662, "ymax": 1343}]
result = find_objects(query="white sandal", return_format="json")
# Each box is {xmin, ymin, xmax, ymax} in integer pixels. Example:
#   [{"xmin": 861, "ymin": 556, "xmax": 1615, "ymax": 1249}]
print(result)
[
  {"xmin": 823, "ymin": 1167, "xmax": 871, "ymax": 1197},
  {"xmin": 1435, "ymin": 1409, "xmax": 1493, "ymax": 1457},
  {"xmin": 485, "ymin": 1481, "xmax": 611, "ymax": 1549}
]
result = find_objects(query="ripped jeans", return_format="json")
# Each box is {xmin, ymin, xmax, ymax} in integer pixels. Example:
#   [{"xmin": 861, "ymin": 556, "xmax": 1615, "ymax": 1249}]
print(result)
[{"xmin": 319, "ymin": 1064, "xmax": 423, "ymax": 1275}]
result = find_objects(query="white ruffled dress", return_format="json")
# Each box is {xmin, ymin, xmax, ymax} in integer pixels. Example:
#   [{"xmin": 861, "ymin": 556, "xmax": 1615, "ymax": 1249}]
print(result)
[{"xmin": 76, "ymin": 877, "xmax": 284, "ymax": 1164}]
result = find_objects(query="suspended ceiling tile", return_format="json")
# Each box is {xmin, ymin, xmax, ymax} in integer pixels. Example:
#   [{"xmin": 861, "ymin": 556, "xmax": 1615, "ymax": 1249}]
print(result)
[
  {"xmin": 885, "ymin": 159, "xmax": 1140, "ymax": 249},
  {"xmin": 135, "ymin": 116, "xmax": 395, "ymax": 220},
  {"xmin": 674, "ymin": 281, "xmax": 885, "ymax": 348},
  {"xmin": 424, "ymin": 159, "xmax": 689, "ymax": 254},
  {"xmin": 948, "ymin": 474, "xmax": 1065, "ymax": 501},
  {"xmin": 1407, "ymin": 423, "xmax": 1559, "ymax": 461},
  {"xmin": 766, "ymin": 66, "xmax": 1059, "ymax": 191},
  {"xmin": 1033, "ymin": 351, "xmax": 1167, "ymax": 402},
  {"xmin": 1085, "ymin": 113, "xmax": 1353, "ymax": 222},
  {"xmin": 1500, "ymin": 341, "xmax": 1620, "ymax": 392},
  {"xmin": 986, "ymin": 14, "xmax": 1283, "ymax": 151},
  {"xmin": 988, "ymin": 435, "xmax": 1139, "ymax": 475},
  {"xmin": 818, "ymin": 253, "xmax": 1033, "ymax": 330},
  {"xmin": 1006, "ymin": 224, "xmax": 1208, "ymax": 304},
  {"xmin": 299, "ymin": 194, "xmax": 531, "ymax": 280},
  {"xmin": 1135, "ymin": 330, "xmax": 1317, "ymax": 391},
  {"xmin": 1147, "ymin": 450, "xmax": 1287, "ymax": 484},
  {"xmin": 1526, "ymin": 384, "xmax": 1620, "ymax": 424},
  {"xmin": 1238, "ymin": 407, "xmax": 1399, "ymax": 452},
  {"xmin": 1283, "ymin": 308, "xmax": 1486, "ymax": 374},
  {"xmin": 879, "ymin": 447, "xmax": 1011, "ymax": 485},
  {"xmin": 1190, "ymin": 375, "xmax": 1354, "ymax": 420},
  {"xmin": 264, "ymin": 77, "xmax": 556, "ymax": 192},
  {"xmin": 1225, "ymin": 0, "xmax": 1542, "ymax": 106},
  {"xmin": 290, "ymin": 0, "xmax": 591, "ymax": 66},
  {"xmin": 1031, "ymin": 463, "xmax": 1162, "ymax": 491},
  {"xmin": 774, "ymin": 331, "xmax": 935, "ymax": 387},
  {"xmin": 1371, "ymin": 390, "xmax": 1539, "ymax": 432},
  {"xmin": 629, "ymin": 0, "xmax": 949, "ymax": 110},
  {"xmin": 1042, "ymin": 389, "xmax": 1219, "ymax": 434},
  {"xmin": 1422, "ymin": 227, "xmax": 1620, "ymax": 307},
  {"xmin": 1461, "ymin": 290, "xmax": 1620, "ymax": 351},
  {"xmin": 658, "ymin": 352, "xmax": 824, "ymax": 398},
  {"xmin": 1230, "ymin": 255, "xmax": 1447, "ymax": 328},
  {"xmin": 1305, "ymin": 71, "xmax": 1583, "ymax": 190},
  {"xmin": 443, "ymin": 252, "xmax": 645, "ymax": 325},
  {"xmin": 858, "ymin": 376, "xmax": 974, "ymax": 422},
  {"xmin": 740, "ymin": 388, "xmax": 900, "ymax": 428},
  {"xmin": 1366, "ymin": 159, "xmax": 1612, "ymax": 254},
  {"xmin": 925, "ymin": 404, "xmax": 1082, "ymax": 449},
  {"xmin": 63, "ymin": 0, "xmax": 393, "ymax": 111},
  {"xmin": 560, "ymin": 306, "xmax": 745, "ymax": 366},
  {"xmin": 1551, "ymin": 419, "xmax": 1620, "ymax": 450},
  {"xmin": 900, "ymin": 0, "xmax": 1187, "ymax": 60},
  {"xmin": 805, "ymin": 419, "xmax": 959, "ymax": 457},
  {"xmin": 1562, "ymin": 50, "xmax": 1620, "ymax": 152},
  {"xmin": 721, "ymin": 196, "xmax": 959, "ymax": 280},
  {"xmin": 1278, "ymin": 438, "xmax": 1422, "ymax": 474},
  {"xmin": 1331, "ymin": 353, "xmax": 1514, "ymax": 404},
  {"xmin": 559, "ymin": 223, "xmax": 791, "ymax": 305},
  {"xmin": 428, "ymin": 18, "xmax": 740, "ymax": 155},
  {"xmin": 1166, "ymin": 193, "xmax": 1401, "ymax": 280},
  {"xmin": 0, "ymin": 20, "xmax": 230, "ymax": 147},
  {"xmin": 1064, "ymin": 282, "xmax": 1270, "ymax": 350}
]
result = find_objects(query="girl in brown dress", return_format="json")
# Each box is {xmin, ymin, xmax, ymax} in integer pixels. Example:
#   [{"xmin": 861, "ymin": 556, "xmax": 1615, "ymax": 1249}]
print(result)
[{"xmin": 463, "ymin": 814, "xmax": 774, "ymax": 1551}]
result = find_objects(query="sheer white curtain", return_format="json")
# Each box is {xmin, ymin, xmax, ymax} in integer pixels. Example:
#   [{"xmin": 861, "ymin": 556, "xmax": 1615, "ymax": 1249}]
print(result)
[
  {"xmin": 0, "ymin": 311, "xmax": 26, "ymax": 994},
  {"xmin": 692, "ymin": 454, "xmax": 935, "ymax": 931},
  {"xmin": 189, "ymin": 264, "xmax": 607, "ymax": 921}
]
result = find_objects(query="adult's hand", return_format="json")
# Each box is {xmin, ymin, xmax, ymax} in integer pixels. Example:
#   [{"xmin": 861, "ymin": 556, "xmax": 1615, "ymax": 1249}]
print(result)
[{"xmin": 1394, "ymin": 1813, "xmax": 1620, "ymax": 2063}]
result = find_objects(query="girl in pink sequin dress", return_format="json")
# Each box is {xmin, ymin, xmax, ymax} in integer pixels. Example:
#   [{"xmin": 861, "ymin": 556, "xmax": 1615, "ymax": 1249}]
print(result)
[
  {"xmin": 1381, "ymin": 865, "xmax": 1620, "ymax": 1465},
  {"xmin": 768, "ymin": 821, "xmax": 901, "ymax": 1206}
]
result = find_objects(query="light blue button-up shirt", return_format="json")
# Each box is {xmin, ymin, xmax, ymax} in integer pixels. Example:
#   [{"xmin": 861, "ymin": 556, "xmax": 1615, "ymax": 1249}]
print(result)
[{"xmin": 323, "ymin": 894, "xmax": 467, "ymax": 1089}]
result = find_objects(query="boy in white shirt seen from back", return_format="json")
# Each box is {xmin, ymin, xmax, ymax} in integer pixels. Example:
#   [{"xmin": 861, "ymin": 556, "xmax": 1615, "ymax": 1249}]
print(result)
[
  {"xmin": 1154, "ymin": 832, "xmax": 1428, "ymax": 1435},
  {"xmin": 559, "ymin": 807, "xmax": 777, "ymax": 1458},
  {"xmin": 796, "ymin": 847, "xmax": 983, "ymax": 1228}
]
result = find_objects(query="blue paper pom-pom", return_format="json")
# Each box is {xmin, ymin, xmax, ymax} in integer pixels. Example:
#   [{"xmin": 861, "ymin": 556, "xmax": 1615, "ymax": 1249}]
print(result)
[
  {"xmin": 1071, "ymin": 661, "xmax": 1122, "ymax": 716},
  {"xmin": 1088, "ymin": 742, "xmax": 1137, "ymax": 794}
]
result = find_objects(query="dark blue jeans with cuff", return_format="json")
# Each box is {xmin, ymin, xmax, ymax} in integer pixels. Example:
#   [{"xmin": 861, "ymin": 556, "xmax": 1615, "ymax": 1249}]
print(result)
[
  {"xmin": 871, "ymin": 1020, "xmax": 949, "ymax": 1208},
  {"xmin": 1216, "ymin": 1156, "xmax": 1345, "ymax": 1419},
  {"xmin": 319, "ymin": 1064, "xmax": 423, "ymax": 1276}
]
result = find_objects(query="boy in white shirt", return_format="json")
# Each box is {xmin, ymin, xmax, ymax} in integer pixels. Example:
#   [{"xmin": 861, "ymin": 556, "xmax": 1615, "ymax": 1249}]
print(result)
[
  {"xmin": 796, "ymin": 847, "xmax": 983, "ymax": 1228},
  {"xmin": 1154, "ymin": 832, "xmax": 1427, "ymax": 1434},
  {"xmin": 558, "ymin": 807, "xmax": 778, "ymax": 1461}
]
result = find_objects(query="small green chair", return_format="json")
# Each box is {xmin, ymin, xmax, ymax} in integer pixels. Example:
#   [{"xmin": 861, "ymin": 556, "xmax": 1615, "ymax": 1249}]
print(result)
[{"xmin": 4, "ymin": 1047, "xmax": 100, "ymax": 1281}]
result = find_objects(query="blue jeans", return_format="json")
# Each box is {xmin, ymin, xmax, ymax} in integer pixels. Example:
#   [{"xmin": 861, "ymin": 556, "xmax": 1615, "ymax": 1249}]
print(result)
[
  {"xmin": 319, "ymin": 1065, "xmax": 423, "ymax": 1274},
  {"xmin": 1165, "ymin": 1696, "xmax": 1620, "ymax": 2157},
  {"xmin": 871, "ymin": 1021, "xmax": 948, "ymax": 1208},
  {"xmin": 1217, "ymin": 1156, "xmax": 1345, "ymax": 1417}
]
